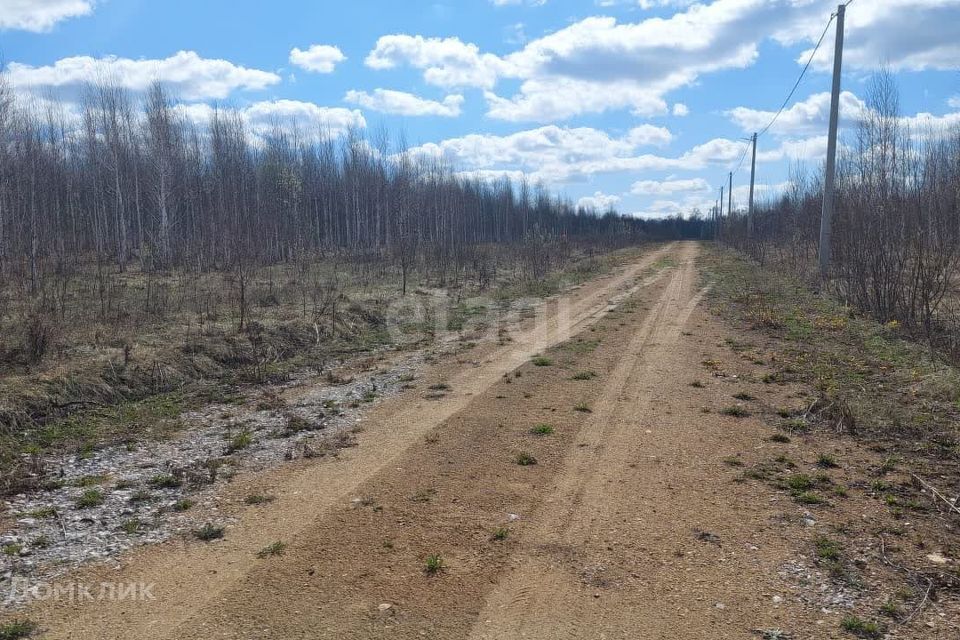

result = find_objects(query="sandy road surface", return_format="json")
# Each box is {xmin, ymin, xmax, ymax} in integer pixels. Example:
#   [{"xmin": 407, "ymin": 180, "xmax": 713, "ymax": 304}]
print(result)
[
  {"xmin": 22, "ymin": 241, "xmax": 873, "ymax": 639},
  {"xmin": 22, "ymin": 243, "xmax": 682, "ymax": 638}
]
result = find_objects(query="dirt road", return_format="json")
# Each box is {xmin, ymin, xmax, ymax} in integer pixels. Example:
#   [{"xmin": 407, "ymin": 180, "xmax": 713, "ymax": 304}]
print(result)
[{"xmin": 18, "ymin": 242, "xmax": 858, "ymax": 638}]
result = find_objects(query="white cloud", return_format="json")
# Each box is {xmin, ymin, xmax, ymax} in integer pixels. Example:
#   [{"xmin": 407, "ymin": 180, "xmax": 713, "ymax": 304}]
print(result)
[
  {"xmin": 672, "ymin": 103, "xmax": 689, "ymax": 117},
  {"xmin": 365, "ymin": 35, "xmax": 506, "ymax": 89},
  {"xmin": 949, "ymin": 96, "xmax": 960, "ymax": 109},
  {"xmin": 406, "ymin": 125, "xmax": 776, "ymax": 185},
  {"xmin": 729, "ymin": 89, "xmax": 960, "ymax": 141},
  {"xmin": 788, "ymin": 0, "xmax": 960, "ymax": 73},
  {"xmin": 0, "ymin": 0, "xmax": 93, "ymax": 32},
  {"xmin": 577, "ymin": 191, "xmax": 621, "ymax": 210},
  {"xmin": 727, "ymin": 91, "xmax": 866, "ymax": 136},
  {"xmin": 366, "ymin": 1, "xmax": 960, "ymax": 123},
  {"xmin": 344, "ymin": 89, "xmax": 464, "ymax": 117},
  {"xmin": 901, "ymin": 110, "xmax": 960, "ymax": 133},
  {"xmin": 630, "ymin": 177, "xmax": 710, "ymax": 195},
  {"xmin": 626, "ymin": 124, "xmax": 673, "ymax": 146},
  {"xmin": 6, "ymin": 51, "xmax": 280, "ymax": 100},
  {"xmin": 487, "ymin": 10, "xmax": 761, "ymax": 121},
  {"xmin": 758, "ymin": 135, "xmax": 829, "ymax": 163},
  {"xmin": 244, "ymin": 100, "xmax": 365, "ymax": 138},
  {"xmin": 730, "ymin": 181, "xmax": 793, "ymax": 204},
  {"xmin": 634, "ymin": 194, "xmax": 714, "ymax": 219},
  {"xmin": 173, "ymin": 100, "xmax": 365, "ymax": 142},
  {"xmin": 289, "ymin": 45, "xmax": 346, "ymax": 74}
]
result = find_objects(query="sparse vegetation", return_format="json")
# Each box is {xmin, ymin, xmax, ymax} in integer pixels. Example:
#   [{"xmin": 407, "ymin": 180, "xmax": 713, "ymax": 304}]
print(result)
[
  {"xmin": 244, "ymin": 494, "xmax": 276, "ymax": 505},
  {"xmin": 816, "ymin": 453, "xmax": 840, "ymax": 469},
  {"xmin": 530, "ymin": 424, "xmax": 555, "ymax": 436},
  {"xmin": 256, "ymin": 541, "xmax": 287, "ymax": 558},
  {"xmin": 120, "ymin": 518, "xmax": 144, "ymax": 535},
  {"xmin": 0, "ymin": 620, "xmax": 37, "ymax": 640},
  {"xmin": 572, "ymin": 371, "xmax": 597, "ymax": 380},
  {"xmin": 573, "ymin": 402, "xmax": 592, "ymax": 413},
  {"xmin": 149, "ymin": 474, "xmax": 183, "ymax": 489},
  {"xmin": 720, "ymin": 405, "xmax": 750, "ymax": 417},
  {"xmin": 128, "ymin": 489, "xmax": 153, "ymax": 504},
  {"xmin": 193, "ymin": 523, "xmax": 225, "ymax": 541},
  {"xmin": 75, "ymin": 488, "xmax": 105, "ymax": 509},
  {"xmin": 840, "ymin": 615, "xmax": 882, "ymax": 638},
  {"xmin": 227, "ymin": 429, "xmax": 254, "ymax": 453},
  {"xmin": 491, "ymin": 527, "xmax": 509, "ymax": 541},
  {"xmin": 515, "ymin": 452, "xmax": 538, "ymax": 466},
  {"xmin": 814, "ymin": 537, "xmax": 842, "ymax": 562},
  {"xmin": 532, "ymin": 356, "xmax": 553, "ymax": 367},
  {"xmin": 424, "ymin": 554, "xmax": 445, "ymax": 574},
  {"xmin": 794, "ymin": 491, "xmax": 826, "ymax": 505}
]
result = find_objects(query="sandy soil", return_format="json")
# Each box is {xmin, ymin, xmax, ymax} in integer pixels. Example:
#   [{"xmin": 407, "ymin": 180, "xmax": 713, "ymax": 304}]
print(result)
[{"xmin": 11, "ymin": 241, "xmax": 956, "ymax": 639}]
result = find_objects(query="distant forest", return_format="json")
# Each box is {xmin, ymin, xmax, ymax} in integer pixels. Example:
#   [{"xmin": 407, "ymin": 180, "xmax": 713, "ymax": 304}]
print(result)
[{"xmin": 0, "ymin": 75, "xmax": 706, "ymax": 296}]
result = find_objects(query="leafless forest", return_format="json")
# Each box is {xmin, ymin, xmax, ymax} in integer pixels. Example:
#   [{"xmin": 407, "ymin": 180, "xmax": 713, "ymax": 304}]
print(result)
[
  {"xmin": 0, "ymin": 74, "xmax": 656, "ymax": 298},
  {"xmin": 722, "ymin": 73, "xmax": 960, "ymax": 360},
  {"xmin": 0, "ymin": 73, "xmax": 694, "ymax": 492}
]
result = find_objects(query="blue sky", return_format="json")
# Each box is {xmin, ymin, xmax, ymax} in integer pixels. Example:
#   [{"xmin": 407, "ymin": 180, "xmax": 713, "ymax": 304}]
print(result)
[{"xmin": 2, "ymin": 0, "xmax": 958, "ymax": 217}]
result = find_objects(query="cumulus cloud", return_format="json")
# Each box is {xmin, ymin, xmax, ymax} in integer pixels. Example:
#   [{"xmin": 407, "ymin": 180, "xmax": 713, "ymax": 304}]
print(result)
[
  {"xmin": 345, "ymin": 89, "xmax": 464, "ymax": 117},
  {"xmin": 672, "ymin": 103, "xmax": 689, "ymax": 117},
  {"xmin": 630, "ymin": 178, "xmax": 710, "ymax": 195},
  {"xmin": 365, "ymin": 35, "xmax": 506, "ymax": 89},
  {"xmin": 0, "ymin": 0, "xmax": 94, "ymax": 32},
  {"xmin": 367, "ymin": 1, "xmax": 960, "ymax": 123},
  {"xmin": 729, "ymin": 90, "xmax": 960, "ymax": 139},
  {"xmin": 406, "ymin": 124, "xmax": 688, "ymax": 183},
  {"xmin": 730, "ymin": 181, "xmax": 793, "ymax": 204},
  {"xmin": 402, "ymin": 123, "xmax": 807, "ymax": 184},
  {"xmin": 6, "ymin": 51, "xmax": 280, "ymax": 101},
  {"xmin": 577, "ymin": 192, "xmax": 621, "ymax": 210},
  {"xmin": 788, "ymin": 0, "xmax": 960, "ymax": 73},
  {"xmin": 172, "ymin": 100, "xmax": 366, "ymax": 143},
  {"xmin": 626, "ymin": 124, "xmax": 673, "ymax": 146},
  {"xmin": 289, "ymin": 45, "xmax": 346, "ymax": 73},
  {"xmin": 407, "ymin": 125, "xmax": 831, "ymax": 185},
  {"xmin": 727, "ymin": 91, "xmax": 866, "ymax": 136}
]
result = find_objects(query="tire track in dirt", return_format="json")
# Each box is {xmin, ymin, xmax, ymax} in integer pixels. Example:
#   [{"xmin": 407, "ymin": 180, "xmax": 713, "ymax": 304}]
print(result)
[
  {"xmin": 23, "ymin": 244, "xmax": 678, "ymax": 640},
  {"xmin": 468, "ymin": 241, "xmax": 709, "ymax": 640}
]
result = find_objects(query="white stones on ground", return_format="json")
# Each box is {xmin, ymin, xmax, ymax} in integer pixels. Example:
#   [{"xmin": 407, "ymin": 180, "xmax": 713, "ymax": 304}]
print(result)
[{"xmin": 0, "ymin": 350, "xmax": 425, "ymax": 608}]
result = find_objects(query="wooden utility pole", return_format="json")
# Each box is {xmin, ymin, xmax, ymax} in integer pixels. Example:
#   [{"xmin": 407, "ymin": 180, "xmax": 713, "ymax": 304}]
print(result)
[
  {"xmin": 717, "ymin": 186, "xmax": 724, "ymax": 240},
  {"xmin": 728, "ymin": 171, "xmax": 733, "ymax": 220},
  {"xmin": 748, "ymin": 132, "xmax": 757, "ymax": 236},
  {"xmin": 818, "ymin": 3, "xmax": 846, "ymax": 277}
]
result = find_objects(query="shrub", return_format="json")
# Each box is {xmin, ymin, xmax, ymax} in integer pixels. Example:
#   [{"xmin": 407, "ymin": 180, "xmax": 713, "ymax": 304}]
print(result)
[
  {"xmin": 425, "ymin": 554, "xmax": 445, "ymax": 574},
  {"xmin": 515, "ymin": 452, "xmax": 538, "ymax": 466},
  {"xmin": 24, "ymin": 315, "xmax": 53, "ymax": 365},
  {"xmin": 193, "ymin": 523, "xmax": 225, "ymax": 541},
  {"xmin": 75, "ymin": 489, "xmax": 104, "ymax": 509},
  {"xmin": 0, "ymin": 620, "xmax": 38, "ymax": 640}
]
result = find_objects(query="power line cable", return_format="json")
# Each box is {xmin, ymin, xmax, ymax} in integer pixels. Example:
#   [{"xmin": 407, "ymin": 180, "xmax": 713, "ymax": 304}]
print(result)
[
  {"xmin": 731, "ymin": 137, "xmax": 752, "ymax": 176},
  {"xmin": 756, "ymin": 10, "xmax": 836, "ymax": 139}
]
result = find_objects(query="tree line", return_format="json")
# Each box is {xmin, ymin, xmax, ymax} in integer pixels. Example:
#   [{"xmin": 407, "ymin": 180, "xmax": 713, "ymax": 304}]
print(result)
[
  {"xmin": 0, "ymin": 74, "xmax": 673, "ymax": 301},
  {"xmin": 720, "ymin": 72, "xmax": 960, "ymax": 358}
]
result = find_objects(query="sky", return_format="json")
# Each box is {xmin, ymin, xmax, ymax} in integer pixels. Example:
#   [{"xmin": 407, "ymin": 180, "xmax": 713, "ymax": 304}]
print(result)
[{"xmin": 1, "ymin": 0, "xmax": 958, "ymax": 218}]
